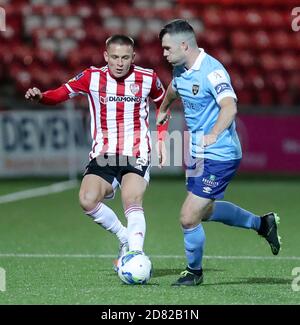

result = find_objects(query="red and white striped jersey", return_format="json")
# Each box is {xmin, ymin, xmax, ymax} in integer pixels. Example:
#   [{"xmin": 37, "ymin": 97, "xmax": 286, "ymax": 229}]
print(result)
[{"xmin": 64, "ymin": 65, "xmax": 165, "ymax": 161}]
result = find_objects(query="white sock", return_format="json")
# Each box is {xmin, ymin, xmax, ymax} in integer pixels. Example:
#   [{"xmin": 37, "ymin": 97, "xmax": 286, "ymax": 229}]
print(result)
[
  {"xmin": 85, "ymin": 202, "xmax": 128, "ymax": 244},
  {"xmin": 125, "ymin": 205, "xmax": 146, "ymax": 252}
]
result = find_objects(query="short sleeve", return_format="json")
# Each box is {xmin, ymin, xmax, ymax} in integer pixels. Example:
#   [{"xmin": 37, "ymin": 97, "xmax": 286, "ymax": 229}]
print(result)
[
  {"xmin": 149, "ymin": 72, "xmax": 165, "ymax": 102},
  {"xmin": 65, "ymin": 69, "xmax": 90, "ymax": 98},
  {"xmin": 206, "ymin": 69, "xmax": 237, "ymax": 104}
]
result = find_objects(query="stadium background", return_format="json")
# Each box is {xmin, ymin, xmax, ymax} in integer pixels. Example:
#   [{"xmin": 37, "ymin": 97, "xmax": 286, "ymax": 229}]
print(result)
[{"xmin": 0, "ymin": 0, "xmax": 299, "ymax": 305}]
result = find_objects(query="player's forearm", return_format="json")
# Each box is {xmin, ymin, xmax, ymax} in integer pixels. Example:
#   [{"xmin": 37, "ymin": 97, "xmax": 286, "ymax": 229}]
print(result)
[
  {"xmin": 155, "ymin": 101, "xmax": 170, "ymax": 140},
  {"xmin": 159, "ymin": 83, "xmax": 178, "ymax": 113},
  {"xmin": 210, "ymin": 100, "xmax": 237, "ymax": 137},
  {"xmin": 156, "ymin": 119, "xmax": 169, "ymax": 141},
  {"xmin": 40, "ymin": 85, "xmax": 70, "ymax": 105}
]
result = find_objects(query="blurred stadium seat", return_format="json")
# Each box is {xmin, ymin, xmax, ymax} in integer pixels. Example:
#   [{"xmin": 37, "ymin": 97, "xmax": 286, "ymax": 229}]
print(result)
[{"xmin": 0, "ymin": 0, "xmax": 299, "ymax": 107}]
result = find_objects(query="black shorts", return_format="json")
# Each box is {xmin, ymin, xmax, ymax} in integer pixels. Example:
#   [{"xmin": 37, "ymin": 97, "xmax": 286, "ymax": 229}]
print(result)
[{"xmin": 83, "ymin": 155, "xmax": 150, "ymax": 198}]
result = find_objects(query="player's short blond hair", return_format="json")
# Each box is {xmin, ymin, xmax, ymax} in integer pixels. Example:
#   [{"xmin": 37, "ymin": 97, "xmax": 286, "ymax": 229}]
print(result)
[{"xmin": 105, "ymin": 35, "xmax": 135, "ymax": 49}]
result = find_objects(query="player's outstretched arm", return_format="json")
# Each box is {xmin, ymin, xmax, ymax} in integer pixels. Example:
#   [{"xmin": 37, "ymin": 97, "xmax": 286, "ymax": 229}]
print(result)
[
  {"xmin": 25, "ymin": 87, "xmax": 43, "ymax": 102},
  {"xmin": 154, "ymin": 98, "xmax": 170, "ymax": 168},
  {"xmin": 25, "ymin": 85, "xmax": 70, "ymax": 105}
]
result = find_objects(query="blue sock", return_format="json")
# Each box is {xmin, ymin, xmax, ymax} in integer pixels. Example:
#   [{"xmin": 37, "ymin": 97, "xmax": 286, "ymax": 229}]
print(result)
[
  {"xmin": 208, "ymin": 201, "xmax": 261, "ymax": 231},
  {"xmin": 183, "ymin": 224, "xmax": 205, "ymax": 271}
]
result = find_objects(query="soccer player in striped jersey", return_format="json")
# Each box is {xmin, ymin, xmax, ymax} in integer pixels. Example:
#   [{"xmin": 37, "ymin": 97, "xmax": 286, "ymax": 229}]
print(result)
[
  {"xmin": 25, "ymin": 34, "xmax": 168, "ymax": 270},
  {"xmin": 157, "ymin": 20, "xmax": 281, "ymax": 286}
]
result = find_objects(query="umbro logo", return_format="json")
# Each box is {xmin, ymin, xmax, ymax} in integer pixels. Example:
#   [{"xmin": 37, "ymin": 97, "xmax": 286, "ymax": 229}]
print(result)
[{"xmin": 134, "ymin": 165, "xmax": 143, "ymax": 171}]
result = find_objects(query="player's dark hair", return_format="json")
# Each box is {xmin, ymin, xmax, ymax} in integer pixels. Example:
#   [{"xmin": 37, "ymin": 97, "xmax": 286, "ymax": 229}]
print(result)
[
  {"xmin": 159, "ymin": 19, "xmax": 195, "ymax": 41},
  {"xmin": 105, "ymin": 34, "xmax": 135, "ymax": 48}
]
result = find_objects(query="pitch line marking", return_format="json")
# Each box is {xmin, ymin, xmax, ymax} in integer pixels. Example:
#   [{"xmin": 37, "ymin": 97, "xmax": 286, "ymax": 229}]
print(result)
[
  {"xmin": 0, "ymin": 253, "xmax": 299, "ymax": 260},
  {"xmin": 0, "ymin": 180, "xmax": 78, "ymax": 204}
]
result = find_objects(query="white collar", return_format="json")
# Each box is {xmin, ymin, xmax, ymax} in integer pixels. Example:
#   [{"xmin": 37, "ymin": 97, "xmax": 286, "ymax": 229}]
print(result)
[{"xmin": 186, "ymin": 48, "xmax": 206, "ymax": 72}]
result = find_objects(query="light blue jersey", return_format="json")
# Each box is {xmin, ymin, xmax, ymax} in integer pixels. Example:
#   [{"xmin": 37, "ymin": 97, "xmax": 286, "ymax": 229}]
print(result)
[{"xmin": 172, "ymin": 49, "xmax": 242, "ymax": 161}]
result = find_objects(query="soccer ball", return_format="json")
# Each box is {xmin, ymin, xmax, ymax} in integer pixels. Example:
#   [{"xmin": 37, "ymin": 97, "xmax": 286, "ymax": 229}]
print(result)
[{"xmin": 117, "ymin": 251, "xmax": 152, "ymax": 285}]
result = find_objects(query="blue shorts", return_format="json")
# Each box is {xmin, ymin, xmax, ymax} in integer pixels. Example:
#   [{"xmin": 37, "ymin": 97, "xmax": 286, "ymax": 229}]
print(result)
[{"xmin": 186, "ymin": 158, "xmax": 241, "ymax": 199}]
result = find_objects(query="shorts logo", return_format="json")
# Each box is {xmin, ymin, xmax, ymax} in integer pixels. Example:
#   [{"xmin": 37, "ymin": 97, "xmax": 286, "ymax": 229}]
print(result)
[
  {"xmin": 134, "ymin": 165, "xmax": 143, "ymax": 171},
  {"xmin": 136, "ymin": 157, "xmax": 147, "ymax": 166},
  {"xmin": 130, "ymin": 83, "xmax": 140, "ymax": 95},
  {"xmin": 209, "ymin": 174, "xmax": 216, "ymax": 181},
  {"xmin": 202, "ymin": 177, "xmax": 219, "ymax": 188},
  {"xmin": 203, "ymin": 186, "xmax": 212, "ymax": 194},
  {"xmin": 134, "ymin": 157, "xmax": 147, "ymax": 171},
  {"xmin": 192, "ymin": 84, "xmax": 199, "ymax": 95}
]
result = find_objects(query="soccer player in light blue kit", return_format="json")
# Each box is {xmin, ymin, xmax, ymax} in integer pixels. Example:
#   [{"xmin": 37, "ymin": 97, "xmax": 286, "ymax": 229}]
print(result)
[{"xmin": 157, "ymin": 20, "xmax": 281, "ymax": 286}]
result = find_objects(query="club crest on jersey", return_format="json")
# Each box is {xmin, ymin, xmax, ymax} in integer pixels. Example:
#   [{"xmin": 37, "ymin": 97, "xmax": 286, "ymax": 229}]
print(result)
[
  {"xmin": 130, "ymin": 83, "xmax": 140, "ymax": 95},
  {"xmin": 192, "ymin": 84, "xmax": 199, "ymax": 95}
]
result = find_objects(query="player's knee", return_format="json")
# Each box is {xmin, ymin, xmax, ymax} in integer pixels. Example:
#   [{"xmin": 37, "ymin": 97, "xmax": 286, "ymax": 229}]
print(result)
[
  {"xmin": 180, "ymin": 209, "xmax": 196, "ymax": 228},
  {"xmin": 122, "ymin": 193, "xmax": 143, "ymax": 210},
  {"xmin": 79, "ymin": 191, "xmax": 101, "ymax": 212},
  {"xmin": 180, "ymin": 203, "xmax": 208, "ymax": 228}
]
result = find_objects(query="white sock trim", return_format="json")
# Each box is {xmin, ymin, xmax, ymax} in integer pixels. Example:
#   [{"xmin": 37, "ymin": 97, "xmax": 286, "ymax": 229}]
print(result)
[
  {"xmin": 85, "ymin": 202, "xmax": 102, "ymax": 216},
  {"xmin": 125, "ymin": 205, "xmax": 144, "ymax": 218}
]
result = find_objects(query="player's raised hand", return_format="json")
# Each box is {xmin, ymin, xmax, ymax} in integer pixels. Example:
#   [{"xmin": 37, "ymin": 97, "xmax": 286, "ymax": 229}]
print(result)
[{"xmin": 25, "ymin": 87, "xmax": 42, "ymax": 102}]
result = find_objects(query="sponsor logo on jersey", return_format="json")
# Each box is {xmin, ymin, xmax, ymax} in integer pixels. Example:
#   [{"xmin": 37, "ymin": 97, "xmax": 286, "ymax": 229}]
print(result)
[
  {"xmin": 99, "ymin": 95, "xmax": 142, "ymax": 104},
  {"xmin": 130, "ymin": 83, "xmax": 140, "ymax": 95},
  {"xmin": 192, "ymin": 84, "xmax": 199, "ymax": 95},
  {"xmin": 215, "ymin": 82, "xmax": 232, "ymax": 94},
  {"xmin": 182, "ymin": 99, "xmax": 203, "ymax": 110}
]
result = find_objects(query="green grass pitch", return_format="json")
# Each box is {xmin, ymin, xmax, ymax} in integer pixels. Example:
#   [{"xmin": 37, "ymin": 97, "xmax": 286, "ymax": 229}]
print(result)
[{"xmin": 0, "ymin": 177, "xmax": 299, "ymax": 305}]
